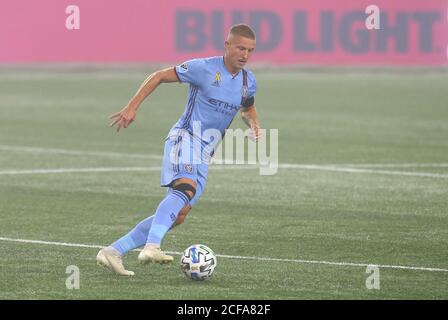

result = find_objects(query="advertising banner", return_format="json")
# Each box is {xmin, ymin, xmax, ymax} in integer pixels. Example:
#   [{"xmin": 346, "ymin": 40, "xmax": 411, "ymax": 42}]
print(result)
[{"xmin": 1, "ymin": 0, "xmax": 447, "ymax": 65}]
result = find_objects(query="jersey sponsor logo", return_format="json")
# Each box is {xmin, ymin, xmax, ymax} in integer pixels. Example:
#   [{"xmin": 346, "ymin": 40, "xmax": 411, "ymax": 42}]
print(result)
[
  {"xmin": 208, "ymin": 98, "xmax": 239, "ymax": 116},
  {"xmin": 212, "ymin": 71, "xmax": 221, "ymax": 87},
  {"xmin": 208, "ymin": 98, "xmax": 239, "ymax": 112}
]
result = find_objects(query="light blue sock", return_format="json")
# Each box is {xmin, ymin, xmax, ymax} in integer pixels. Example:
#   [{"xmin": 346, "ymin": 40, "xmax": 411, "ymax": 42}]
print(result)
[
  {"xmin": 111, "ymin": 215, "xmax": 154, "ymax": 255},
  {"xmin": 147, "ymin": 190, "xmax": 189, "ymax": 245}
]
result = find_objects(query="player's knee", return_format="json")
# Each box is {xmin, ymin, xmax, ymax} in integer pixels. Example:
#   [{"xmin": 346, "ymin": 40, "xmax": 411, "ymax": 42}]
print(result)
[
  {"xmin": 174, "ymin": 178, "xmax": 197, "ymax": 189},
  {"xmin": 173, "ymin": 181, "xmax": 196, "ymax": 202}
]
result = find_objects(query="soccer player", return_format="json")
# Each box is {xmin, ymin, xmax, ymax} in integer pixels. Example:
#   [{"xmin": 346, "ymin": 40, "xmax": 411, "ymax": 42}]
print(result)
[{"xmin": 96, "ymin": 24, "xmax": 261, "ymax": 276}]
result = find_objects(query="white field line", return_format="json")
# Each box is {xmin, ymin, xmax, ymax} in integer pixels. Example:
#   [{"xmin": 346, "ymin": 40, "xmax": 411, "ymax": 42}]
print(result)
[
  {"xmin": 1, "ymin": 165, "xmax": 448, "ymax": 179},
  {"xmin": 278, "ymin": 164, "xmax": 448, "ymax": 179},
  {"xmin": 0, "ymin": 145, "xmax": 162, "ymax": 160},
  {"xmin": 334, "ymin": 163, "xmax": 448, "ymax": 168},
  {"xmin": 1, "ymin": 144, "xmax": 448, "ymax": 178},
  {"xmin": 0, "ymin": 167, "xmax": 161, "ymax": 175},
  {"xmin": 0, "ymin": 166, "xmax": 254, "ymax": 175},
  {"xmin": 0, "ymin": 236, "xmax": 447, "ymax": 273},
  {"xmin": 2, "ymin": 144, "xmax": 447, "ymax": 168}
]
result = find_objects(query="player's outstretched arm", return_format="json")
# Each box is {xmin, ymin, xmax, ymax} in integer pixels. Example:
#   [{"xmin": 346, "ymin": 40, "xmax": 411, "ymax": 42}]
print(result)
[
  {"xmin": 241, "ymin": 105, "xmax": 262, "ymax": 142},
  {"xmin": 110, "ymin": 67, "xmax": 179, "ymax": 132}
]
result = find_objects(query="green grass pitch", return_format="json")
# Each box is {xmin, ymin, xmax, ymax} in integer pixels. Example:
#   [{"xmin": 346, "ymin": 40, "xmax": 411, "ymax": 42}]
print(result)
[{"xmin": 0, "ymin": 67, "xmax": 447, "ymax": 299}]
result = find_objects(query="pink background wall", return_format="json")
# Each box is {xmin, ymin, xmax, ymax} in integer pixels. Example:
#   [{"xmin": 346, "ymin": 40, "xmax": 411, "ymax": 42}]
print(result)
[{"xmin": 1, "ymin": 0, "xmax": 447, "ymax": 65}]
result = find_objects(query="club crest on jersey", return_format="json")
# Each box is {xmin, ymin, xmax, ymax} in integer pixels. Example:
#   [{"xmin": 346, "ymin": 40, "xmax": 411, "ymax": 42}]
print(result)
[
  {"xmin": 184, "ymin": 164, "xmax": 193, "ymax": 173},
  {"xmin": 212, "ymin": 71, "xmax": 221, "ymax": 87}
]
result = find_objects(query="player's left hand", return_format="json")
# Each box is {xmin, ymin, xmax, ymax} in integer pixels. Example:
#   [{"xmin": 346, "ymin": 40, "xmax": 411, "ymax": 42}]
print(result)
[{"xmin": 249, "ymin": 124, "xmax": 263, "ymax": 142}]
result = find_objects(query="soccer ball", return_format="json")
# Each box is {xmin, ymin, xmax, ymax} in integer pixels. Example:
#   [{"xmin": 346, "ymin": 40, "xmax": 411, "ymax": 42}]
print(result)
[{"xmin": 180, "ymin": 244, "xmax": 217, "ymax": 281}]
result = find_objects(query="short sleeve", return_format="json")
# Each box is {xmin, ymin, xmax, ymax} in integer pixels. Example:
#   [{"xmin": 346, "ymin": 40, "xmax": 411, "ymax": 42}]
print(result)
[{"xmin": 175, "ymin": 58, "xmax": 205, "ymax": 87}]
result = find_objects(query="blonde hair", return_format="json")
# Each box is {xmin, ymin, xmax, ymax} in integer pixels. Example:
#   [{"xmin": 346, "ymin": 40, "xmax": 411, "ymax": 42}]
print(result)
[{"xmin": 229, "ymin": 24, "xmax": 256, "ymax": 40}]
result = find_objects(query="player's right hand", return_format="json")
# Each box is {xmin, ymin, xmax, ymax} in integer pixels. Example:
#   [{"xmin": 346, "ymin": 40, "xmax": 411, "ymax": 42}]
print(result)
[{"xmin": 109, "ymin": 106, "xmax": 136, "ymax": 132}]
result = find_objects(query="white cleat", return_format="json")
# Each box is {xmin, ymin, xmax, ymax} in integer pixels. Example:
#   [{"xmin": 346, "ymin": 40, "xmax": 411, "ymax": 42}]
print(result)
[
  {"xmin": 96, "ymin": 246, "xmax": 135, "ymax": 276},
  {"xmin": 138, "ymin": 244, "xmax": 174, "ymax": 264}
]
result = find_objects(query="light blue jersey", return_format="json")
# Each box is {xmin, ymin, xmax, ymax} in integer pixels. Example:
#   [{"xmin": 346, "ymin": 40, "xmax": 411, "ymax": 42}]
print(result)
[
  {"xmin": 160, "ymin": 56, "xmax": 257, "ymax": 206},
  {"xmin": 173, "ymin": 56, "xmax": 256, "ymax": 143}
]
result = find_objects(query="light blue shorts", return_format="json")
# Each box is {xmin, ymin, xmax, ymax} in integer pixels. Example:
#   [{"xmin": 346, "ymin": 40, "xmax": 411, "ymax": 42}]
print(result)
[{"xmin": 160, "ymin": 131, "xmax": 209, "ymax": 207}]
